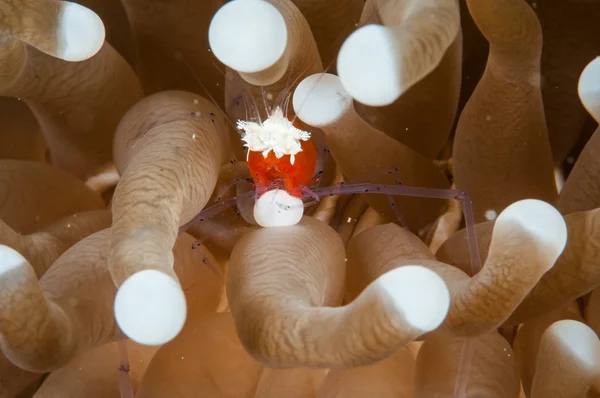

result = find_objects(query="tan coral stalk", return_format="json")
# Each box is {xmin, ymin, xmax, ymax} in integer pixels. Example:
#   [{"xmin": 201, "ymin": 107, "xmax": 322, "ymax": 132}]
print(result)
[
  {"xmin": 0, "ymin": 0, "xmax": 142, "ymax": 179},
  {"xmin": 227, "ymin": 216, "xmax": 450, "ymax": 367},
  {"xmin": 513, "ymin": 304, "xmax": 584, "ymax": 397},
  {"xmin": 0, "ymin": 232, "xmax": 116, "ymax": 372},
  {"xmin": 352, "ymin": 206, "xmax": 385, "ymax": 239},
  {"xmin": 337, "ymin": 0, "xmax": 460, "ymax": 107},
  {"xmin": 349, "ymin": 0, "xmax": 462, "ymax": 158},
  {"xmin": 290, "ymin": 0, "xmax": 363, "ymax": 69},
  {"xmin": 293, "ymin": 73, "xmax": 450, "ymax": 234},
  {"xmin": 354, "ymin": 35, "xmax": 462, "ymax": 159},
  {"xmin": 33, "ymin": 340, "xmax": 158, "ymax": 398},
  {"xmin": 452, "ymin": 0, "xmax": 556, "ymax": 222},
  {"xmin": 0, "ymin": 210, "xmax": 111, "ymax": 277},
  {"xmin": 0, "ymin": 160, "xmax": 105, "ymax": 234},
  {"xmin": 536, "ymin": 2, "xmax": 600, "ymax": 164},
  {"xmin": 585, "ymin": 287, "xmax": 600, "ymax": 336},
  {"xmin": 110, "ymin": 90, "xmax": 224, "ymax": 346},
  {"xmin": 0, "ymin": 0, "xmax": 104, "ymax": 62},
  {"xmin": 438, "ymin": 206, "xmax": 600, "ymax": 325},
  {"xmin": 255, "ymin": 368, "xmax": 327, "ymax": 398},
  {"xmin": 317, "ymin": 346, "xmax": 415, "ymax": 398},
  {"xmin": 531, "ymin": 320, "xmax": 600, "ymax": 398},
  {"xmin": 0, "ymin": 97, "xmax": 46, "ymax": 161},
  {"xmin": 347, "ymin": 199, "xmax": 567, "ymax": 337},
  {"xmin": 414, "ymin": 332, "xmax": 520, "ymax": 397},
  {"xmin": 0, "ymin": 231, "xmax": 216, "ymax": 372},
  {"xmin": 0, "ymin": 354, "xmax": 39, "ymax": 398},
  {"xmin": 557, "ymin": 57, "xmax": 600, "ymax": 214},
  {"xmin": 119, "ymin": 0, "xmax": 224, "ymax": 103},
  {"xmin": 76, "ymin": 0, "xmax": 137, "ymax": 68},
  {"xmin": 136, "ymin": 312, "xmax": 263, "ymax": 398}
]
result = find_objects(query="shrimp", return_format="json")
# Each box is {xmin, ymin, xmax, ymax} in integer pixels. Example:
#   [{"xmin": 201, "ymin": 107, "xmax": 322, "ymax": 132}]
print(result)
[{"xmin": 235, "ymin": 105, "xmax": 318, "ymax": 227}]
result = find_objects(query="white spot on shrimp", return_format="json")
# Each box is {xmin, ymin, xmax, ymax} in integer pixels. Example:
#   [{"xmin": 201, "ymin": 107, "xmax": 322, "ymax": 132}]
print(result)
[
  {"xmin": 347, "ymin": 217, "xmax": 353, "ymax": 223},
  {"xmin": 484, "ymin": 209, "xmax": 498, "ymax": 221},
  {"xmin": 267, "ymin": 93, "xmax": 273, "ymax": 101},
  {"xmin": 193, "ymin": 99, "xmax": 198, "ymax": 105},
  {"xmin": 192, "ymin": 133, "xmax": 197, "ymax": 139}
]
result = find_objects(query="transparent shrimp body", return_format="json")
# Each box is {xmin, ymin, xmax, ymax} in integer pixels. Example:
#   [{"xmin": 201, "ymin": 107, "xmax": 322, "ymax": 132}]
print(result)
[{"xmin": 237, "ymin": 106, "xmax": 317, "ymax": 227}]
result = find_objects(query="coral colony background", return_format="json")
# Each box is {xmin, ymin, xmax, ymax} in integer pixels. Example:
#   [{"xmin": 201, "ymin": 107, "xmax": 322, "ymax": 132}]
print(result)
[{"xmin": 1, "ymin": 0, "xmax": 600, "ymax": 397}]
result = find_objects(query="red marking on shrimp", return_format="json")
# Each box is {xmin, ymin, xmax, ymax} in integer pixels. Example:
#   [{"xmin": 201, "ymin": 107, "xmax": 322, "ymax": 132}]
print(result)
[{"xmin": 247, "ymin": 138, "xmax": 317, "ymax": 197}]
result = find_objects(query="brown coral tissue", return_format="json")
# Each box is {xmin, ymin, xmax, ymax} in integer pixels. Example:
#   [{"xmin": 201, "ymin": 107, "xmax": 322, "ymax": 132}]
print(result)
[{"xmin": 1, "ymin": 0, "xmax": 600, "ymax": 397}]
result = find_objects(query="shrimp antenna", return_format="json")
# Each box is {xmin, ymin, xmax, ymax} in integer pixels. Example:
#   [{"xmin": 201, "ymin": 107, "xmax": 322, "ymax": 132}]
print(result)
[
  {"xmin": 179, "ymin": 56, "xmax": 245, "ymax": 136},
  {"xmin": 276, "ymin": 65, "xmax": 312, "ymax": 119},
  {"xmin": 240, "ymin": 89, "xmax": 262, "ymax": 124},
  {"xmin": 271, "ymin": 57, "xmax": 299, "ymax": 116},
  {"xmin": 212, "ymin": 60, "xmax": 226, "ymax": 77}
]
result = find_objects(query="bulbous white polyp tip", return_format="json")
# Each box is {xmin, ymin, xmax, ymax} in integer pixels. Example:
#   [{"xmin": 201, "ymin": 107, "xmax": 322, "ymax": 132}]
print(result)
[
  {"xmin": 209, "ymin": 0, "xmax": 287, "ymax": 73},
  {"xmin": 254, "ymin": 189, "xmax": 304, "ymax": 228},
  {"xmin": 292, "ymin": 73, "xmax": 353, "ymax": 128},
  {"xmin": 0, "ymin": 244, "xmax": 29, "ymax": 276},
  {"xmin": 578, "ymin": 56, "xmax": 600, "ymax": 119},
  {"xmin": 337, "ymin": 24, "xmax": 402, "ymax": 107},
  {"xmin": 114, "ymin": 270, "xmax": 187, "ymax": 346},
  {"xmin": 496, "ymin": 199, "xmax": 568, "ymax": 263},
  {"xmin": 57, "ymin": 2, "xmax": 105, "ymax": 61},
  {"xmin": 377, "ymin": 265, "xmax": 450, "ymax": 332},
  {"xmin": 546, "ymin": 320, "xmax": 600, "ymax": 368}
]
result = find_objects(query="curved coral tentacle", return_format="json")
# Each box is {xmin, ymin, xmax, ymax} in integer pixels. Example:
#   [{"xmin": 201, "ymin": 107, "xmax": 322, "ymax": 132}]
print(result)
[
  {"xmin": 452, "ymin": 0, "xmax": 557, "ymax": 222},
  {"xmin": 227, "ymin": 216, "xmax": 450, "ymax": 368},
  {"xmin": 110, "ymin": 91, "xmax": 224, "ymax": 346}
]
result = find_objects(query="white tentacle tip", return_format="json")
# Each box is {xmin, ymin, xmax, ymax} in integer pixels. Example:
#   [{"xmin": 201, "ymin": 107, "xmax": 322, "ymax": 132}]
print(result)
[
  {"xmin": 0, "ymin": 244, "xmax": 29, "ymax": 276},
  {"xmin": 377, "ymin": 265, "xmax": 450, "ymax": 332},
  {"xmin": 209, "ymin": 0, "xmax": 287, "ymax": 73},
  {"xmin": 578, "ymin": 56, "xmax": 600, "ymax": 120},
  {"xmin": 496, "ymin": 199, "xmax": 568, "ymax": 263},
  {"xmin": 57, "ymin": 2, "xmax": 106, "ymax": 61},
  {"xmin": 115, "ymin": 270, "xmax": 187, "ymax": 346},
  {"xmin": 545, "ymin": 320, "xmax": 600, "ymax": 369},
  {"xmin": 254, "ymin": 189, "xmax": 304, "ymax": 228},
  {"xmin": 337, "ymin": 24, "xmax": 402, "ymax": 106},
  {"xmin": 293, "ymin": 73, "xmax": 353, "ymax": 128}
]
